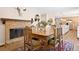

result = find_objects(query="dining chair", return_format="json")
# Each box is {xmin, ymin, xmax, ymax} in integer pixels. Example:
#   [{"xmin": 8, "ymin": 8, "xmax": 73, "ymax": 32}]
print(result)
[
  {"xmin": 47, "ymin": 26, "xmax": 63, "ymax": 51},
  {"xmin": 24, "ymin": 26, "xmax": 41, "ymax": 51},
  {"xmin": 47, "ymin": 25, "xmax": 56, "ymax": 51},
  {"xmin": 24, "ymin": 26, "xmax": 33, "ymax": 51}
]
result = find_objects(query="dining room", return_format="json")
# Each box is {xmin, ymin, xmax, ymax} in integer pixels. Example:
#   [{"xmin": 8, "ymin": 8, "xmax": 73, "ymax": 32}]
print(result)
[{"xmin": 0, "ymin": 7, "xmax": 79, "ymax": 51}]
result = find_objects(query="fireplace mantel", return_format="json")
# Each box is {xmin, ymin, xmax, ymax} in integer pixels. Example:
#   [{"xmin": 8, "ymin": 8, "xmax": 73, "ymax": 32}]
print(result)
[{"xmin": 0, "ymin": 18, "xmax": 31, "ymax": 24}]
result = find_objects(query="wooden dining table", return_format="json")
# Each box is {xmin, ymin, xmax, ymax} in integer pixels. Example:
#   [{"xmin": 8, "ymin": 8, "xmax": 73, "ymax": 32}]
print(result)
[{"xmin": 32, "ymin": 28, "xmax": 55, "ymax": 50}]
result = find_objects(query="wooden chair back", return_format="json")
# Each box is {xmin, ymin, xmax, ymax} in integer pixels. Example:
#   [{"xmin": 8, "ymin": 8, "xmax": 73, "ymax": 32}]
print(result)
[{"xmin": 24, "ymin": 26, "xmax": 32, "ymax": 51}]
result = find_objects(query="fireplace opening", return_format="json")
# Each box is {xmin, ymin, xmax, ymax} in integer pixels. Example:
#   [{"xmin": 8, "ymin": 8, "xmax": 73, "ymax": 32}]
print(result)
[{"xmin": 10, "ymin": 28, "xmax": 24, "ymax": 39}]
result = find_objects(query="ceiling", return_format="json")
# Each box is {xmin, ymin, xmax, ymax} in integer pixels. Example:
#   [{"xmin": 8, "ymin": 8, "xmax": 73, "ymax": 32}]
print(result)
[{"xmin": 26, "ymin": 7, "xmax": 79, "ymax": 17}]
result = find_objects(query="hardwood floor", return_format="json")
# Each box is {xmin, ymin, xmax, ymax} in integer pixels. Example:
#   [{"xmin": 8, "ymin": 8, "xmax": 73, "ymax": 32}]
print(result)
[
  {"xmin": 63, "ymin": 30, "xmax": 79, "ymax": 51},
  {"xmin": 0, "ymin": 40, "xmax": 24, "ymax": 51}
]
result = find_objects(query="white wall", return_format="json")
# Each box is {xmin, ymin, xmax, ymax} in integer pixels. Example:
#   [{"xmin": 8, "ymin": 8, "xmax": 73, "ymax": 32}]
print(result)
[
  {"xmin": 0, "ymin": 7, "xmax": 55, "ymax": 20},
  {"xmin": 0, "ymin": 20, "xmax": 5, "ymax": 45},
  {"xmin": 0, "ymin": 7, "xmax": 41, "ymax": 20},
  {"xmin": 0, "ymin": 7, "xmax": 79, "ymax": 20},
  {"xmin": 0, "ymin": 7, "xmax": 21, "ymax": 19},
  {"xmin": 25, "ymin": 7, "xmax": 41, "ymax": 20}
]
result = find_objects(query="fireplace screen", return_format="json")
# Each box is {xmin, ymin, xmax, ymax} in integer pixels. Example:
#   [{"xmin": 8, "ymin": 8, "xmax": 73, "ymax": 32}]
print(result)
[{"xmin": 10, "ymin": 28, "xmax": 24, "ymax": 39}]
